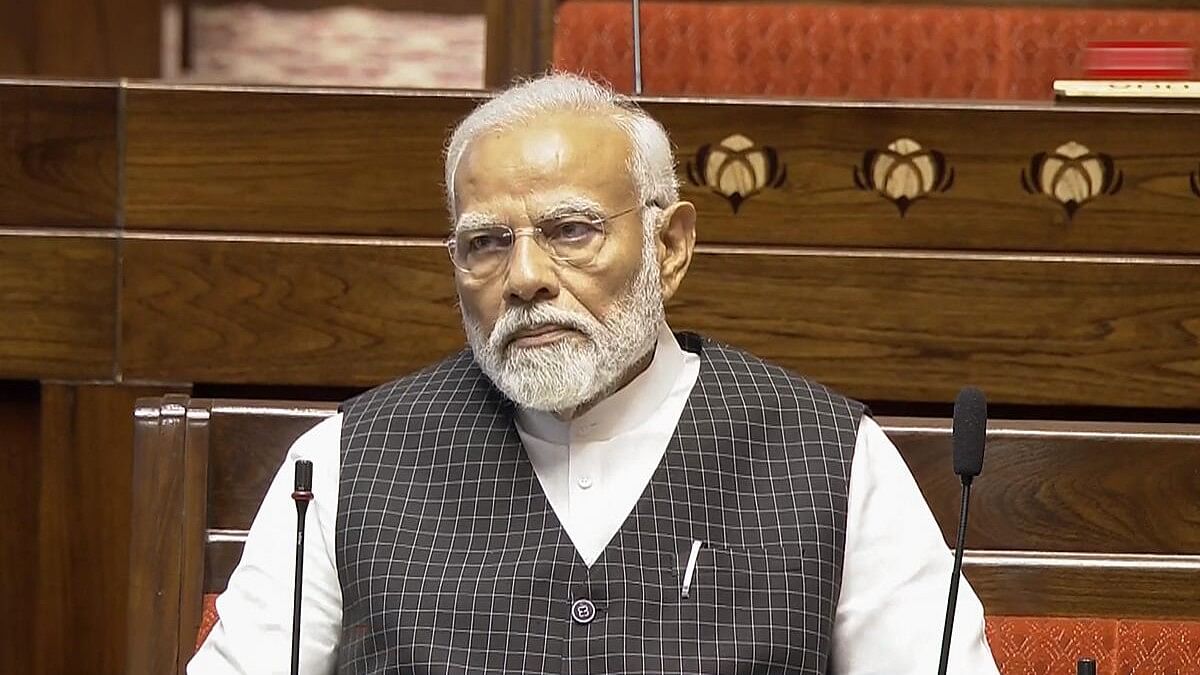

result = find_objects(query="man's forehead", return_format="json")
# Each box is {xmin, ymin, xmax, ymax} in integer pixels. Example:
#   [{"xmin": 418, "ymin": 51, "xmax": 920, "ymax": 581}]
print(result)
[
  {"xmin": 457, "ymin": 113, "xmax": 630, "ymax": 181},
  {"xmin": 453, "ymin": 113, "xmax": 636, "ymax": 215}
]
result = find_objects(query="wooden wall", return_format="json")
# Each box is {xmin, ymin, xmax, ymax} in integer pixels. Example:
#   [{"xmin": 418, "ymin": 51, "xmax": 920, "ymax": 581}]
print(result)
[
  {"xmin": 3, "ymin": 80, "xmax": 1200, "ymax": 673},
  {"xmin": 0, "ymin": 0, "xmax": 163, "ymax": 78}
]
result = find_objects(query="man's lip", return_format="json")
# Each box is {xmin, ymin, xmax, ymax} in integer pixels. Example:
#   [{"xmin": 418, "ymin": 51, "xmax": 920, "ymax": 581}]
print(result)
[{"xmin": 508, "ymin": 324, "xmax": 578, "ymax": 347}]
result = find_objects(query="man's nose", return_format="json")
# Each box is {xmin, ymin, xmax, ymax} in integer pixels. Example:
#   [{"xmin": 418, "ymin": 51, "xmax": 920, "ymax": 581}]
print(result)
[{"xmin": 503, "ymin": 234, "xmax": 559, "ymax": 304}]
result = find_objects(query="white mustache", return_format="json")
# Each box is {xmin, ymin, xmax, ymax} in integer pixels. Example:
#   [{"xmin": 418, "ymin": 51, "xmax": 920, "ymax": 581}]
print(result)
[{"xmin": 488, "ymin": 304, "xmax": 597, "ymax": 351}]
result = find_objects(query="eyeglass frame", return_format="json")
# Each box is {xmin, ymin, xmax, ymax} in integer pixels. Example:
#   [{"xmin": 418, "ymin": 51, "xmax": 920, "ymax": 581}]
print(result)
[{"xmin": 444, "ymin": 200, "xmax": 657, "ymax": 277}]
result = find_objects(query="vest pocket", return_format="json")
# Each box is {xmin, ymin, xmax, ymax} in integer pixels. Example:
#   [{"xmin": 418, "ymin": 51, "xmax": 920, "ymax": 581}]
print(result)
[{"xmin": 664, "ymin": 543, "xmax": 814, "ymax": 671}]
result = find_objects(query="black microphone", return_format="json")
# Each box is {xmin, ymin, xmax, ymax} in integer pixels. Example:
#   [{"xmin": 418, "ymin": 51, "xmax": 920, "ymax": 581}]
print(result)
[
  {"xmin": 936, "ymin": 387, "xmax": 987, "ymax": 675},
  {"xmin": 291, "ymin": 460, "xmax": 314, "ymax": 675}
]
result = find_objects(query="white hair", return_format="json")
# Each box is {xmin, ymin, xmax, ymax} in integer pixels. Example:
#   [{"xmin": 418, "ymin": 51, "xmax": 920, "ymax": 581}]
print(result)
[{"xmin": 444, "ymin": 73, "xmax": 679, "ymax": 235}]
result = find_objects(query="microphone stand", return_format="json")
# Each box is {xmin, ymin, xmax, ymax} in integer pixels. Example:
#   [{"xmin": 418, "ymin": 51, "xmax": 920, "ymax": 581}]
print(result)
[
  {"xmin": 936, "ymin": 475, "xmax": 972, "ymax": 675},
  {"xmin": 291, "ymin": 460, "xmax": 314, "ymax": 675}
]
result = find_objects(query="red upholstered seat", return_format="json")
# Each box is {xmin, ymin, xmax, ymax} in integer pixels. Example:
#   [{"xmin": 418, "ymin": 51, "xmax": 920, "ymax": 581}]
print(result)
[
  {"xmin": 196, "ymin": 593, "xmax": 1200, "ymax": 672},
  {"xmin": 552, "ymin": 1, "xmax": 1200, "ymax": 99}
]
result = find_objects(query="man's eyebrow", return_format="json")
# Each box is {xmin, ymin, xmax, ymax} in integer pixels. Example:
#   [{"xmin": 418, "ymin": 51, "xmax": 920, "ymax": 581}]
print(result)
[
  {"xmin": 452, "ymin": 212, "xmax": 500, "ymax": 234},
  {"xmin": 535, "ymin": 198, "xmax": 606, "ymax": 222}
]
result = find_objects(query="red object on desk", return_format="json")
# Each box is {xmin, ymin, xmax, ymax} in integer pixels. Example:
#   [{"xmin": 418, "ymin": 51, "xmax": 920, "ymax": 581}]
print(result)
[{"xmin": 1085, "ymin": 41, "xmax": 1195, "ymax": 78}]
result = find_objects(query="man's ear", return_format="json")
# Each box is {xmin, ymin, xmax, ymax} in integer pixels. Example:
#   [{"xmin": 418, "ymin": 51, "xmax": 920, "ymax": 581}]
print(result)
[{"xmin": 655, "ymin": 201, "xmax": 697, "ymax": 302}]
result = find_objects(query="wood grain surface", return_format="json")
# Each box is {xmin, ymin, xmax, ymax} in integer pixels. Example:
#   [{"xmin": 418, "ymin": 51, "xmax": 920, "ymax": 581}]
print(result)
[
  {"xmin": 127, "ymin": 393, "xmax": 195, "ymax": 675},
  {"xmin": 31, "ymin": 0, "xmax": 162, "ymax": 78},
  {"xmin": 124, "ymin": 88, "xmax": 479, "ymax": 235},
  {"xmin": 39, "ymin": 384, "xmax": 188, "ymax": 675},
  {"xmin": 964, "ymin": 555, "xmax": 1200, "ymax": 619},
  {"xmin": 0, "ymin": 383, "xmax": 39, "ymax": 675},
  {"xmin": 122, "ymin": 85, "xmax": 1200, "ymax": 254},
  {"xmin": 884, "ymin": 418, "xmax": 1200, "ymax": 554},
  {"xmin": 206, "ymin": 404, "xmax": 337, "ymax": 530},
  {"xmin": 120, "ymin": 237, "xmax": 1200, "ymax": 408},
  {"xmin": 0, "ymin": 83, "xmax": 118, "ymax": 228},
  {"xmin": 0, "ymin": 234, "xmax": 116, "ymax": 379}
]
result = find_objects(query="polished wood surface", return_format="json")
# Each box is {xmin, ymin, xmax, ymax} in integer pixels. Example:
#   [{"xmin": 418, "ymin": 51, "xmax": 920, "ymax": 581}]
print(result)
[
  {"xmin": 883, "ymin": 418, "xmax": 1200, "ymax": 554},
  {"xmin": 0, "ymin": 83, "xmax": 118, "ymax": 228},
  {"xmin": 123, "ymin": 87, "xmax": 478, "ymax": 235},
  {"xmin": 121, "ymin": 86, "xmax": 1200, "ymax": 254},
  {"xmin": 485, "ymin": 0, "xmax": 556, "ymax": 87},
  {"xmin": 0, "ymin": 2, "xmax": 35, "ymax": 74},
  {"xmin": 121, "ymin": 237, "xmax": 1200, "ymax": 408},
  {"xmin": 0, "ymin": 235, "xmax": 116, "ymax": 380},
  {"xmin": 138, "ymin": 397, "xmax": 1200, "ymax": 622},
  {"xmin": 40, "ymin": 384, "xmax": 188, "ymax": 675},
  {"xmin": 965, "ymin": 553, "xmax": 1200, "ymax": 619},
  {"xmin": 0, "ymin": 382, "xmax": 39, "ymax": 675},
  {"xmin": 0, "ymin": 0, "xmax": 161, "ymax": 78},
  {"xmin": 128, "ymin": 394, "xmax": 191, "ymax": 675},
  {"xmin": 206, "ymin": 403, "xmax": 340, "ymax": 530}
]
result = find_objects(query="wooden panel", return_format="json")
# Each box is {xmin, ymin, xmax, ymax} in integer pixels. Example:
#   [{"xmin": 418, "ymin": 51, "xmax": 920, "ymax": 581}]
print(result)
[
  {"xmin": 207, "ymin": 404, "xmax": 336, "ymax": 530},
  {"xmin": 0, "ymin": 2, "xmax": 34, "ymax": 74},
  {"xmin": 0, "ymin": 84, "xmax": 119, "ymax": 228},
  {"xmin": 39, "ymin": 384, "xmax": 189, "ymax": 675},
  {"xmin": 122, "ymin": 238, "xmax": 1200, "ymax": 407},
  {"xmin": 885, "ymin": 419, "xmax": 1200, "ymax": 554},
  {"xmin": 0, "ymin": 382, "xmax": 39, "ymax": 675},
  {"xmin": 485, "ymin": 0, "xmax": 556, "ymax": 87},
  {"xmin": 645, "ymin": 101, "xmax": 1200, "ymax": 254},
  {"xmin": 121, "ymin": 85, "xmax": 1200, "ymax": 254},
  {"xmin": 0, "ymin": 235, "xmax": 116, "ymax": 380},
  {"xmin": 964, "ymin": 554, "xmax": 1200, "ymax": 619},
  {"xmin": 128, "ymin": 394, "xmax": 190, "ymax": 675},
  {"xmin": 33, "ymin": 0, "xmax": 162, "ymax": 78},
  {"xmin": 120, "ymin": 238, "xmax": 462, "ymax": 384},
  {"xmin": 124, "ymin": 88, "xmax": 478, "ymax": 235}
]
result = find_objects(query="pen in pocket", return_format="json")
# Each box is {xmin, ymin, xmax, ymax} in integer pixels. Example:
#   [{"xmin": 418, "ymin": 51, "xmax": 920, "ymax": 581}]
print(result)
[{"xmin": 681, "ymin": 539, "xmax": 703, "ymax": 598}]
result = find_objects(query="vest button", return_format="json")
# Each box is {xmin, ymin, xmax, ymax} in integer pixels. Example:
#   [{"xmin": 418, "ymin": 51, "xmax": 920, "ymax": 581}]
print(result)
[{"xmin": 570, "ymin": 598, "xmax": 596, "ymax": 624}]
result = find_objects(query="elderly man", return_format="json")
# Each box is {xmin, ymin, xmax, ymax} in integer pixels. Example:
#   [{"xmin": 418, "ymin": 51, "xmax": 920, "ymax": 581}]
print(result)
[{"xmin": 191, "ymin": 73, "xmax": 1000, "ymax": 674}]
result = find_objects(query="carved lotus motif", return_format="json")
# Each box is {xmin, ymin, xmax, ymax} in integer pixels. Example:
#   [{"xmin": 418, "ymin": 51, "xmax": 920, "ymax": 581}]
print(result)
[
  {"xmin": 1021, "ymin": 142, "xmax": 1122, "ymax": 219},
  {"xmin": 852, "ymin": 138, "xmax": 954, "ymax": 216},
  {"xmin": 685, "ymin": 134, "xmax": 786, "ymax": 213}
]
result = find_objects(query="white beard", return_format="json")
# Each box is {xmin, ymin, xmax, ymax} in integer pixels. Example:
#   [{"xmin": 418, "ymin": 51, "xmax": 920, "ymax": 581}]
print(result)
[{"xmin": 463, "ymin": 236, "xmax": 664, "ymax": 414}]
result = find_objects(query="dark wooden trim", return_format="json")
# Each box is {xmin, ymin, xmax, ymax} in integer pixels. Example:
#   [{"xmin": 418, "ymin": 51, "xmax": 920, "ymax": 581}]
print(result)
[
  {"xmin": 179, "ymin": 402, "xmax": 212, "ymax": 671},
  {"xmin": 127, "ymin": 393, "xmax": 193, "ymax": 675},
  {"xmin": 965, "ymin": 552, "xmax": 1200, "ymax": 618},
  {"xmin": 484, "ymin": 0, "xmax": 556, "ymax": 88}
]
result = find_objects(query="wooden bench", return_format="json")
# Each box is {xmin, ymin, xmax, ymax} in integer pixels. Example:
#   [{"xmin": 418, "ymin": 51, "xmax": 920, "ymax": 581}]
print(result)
[{"xmin": 127, "ymin": 395, "xmax": 1200, "ymax": 674}]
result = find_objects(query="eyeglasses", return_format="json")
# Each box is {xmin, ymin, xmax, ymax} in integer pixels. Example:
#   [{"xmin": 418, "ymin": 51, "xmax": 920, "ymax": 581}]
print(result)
[{"xmin": 445, "ymin": 203, "xmax": 644, "ymax": 278}]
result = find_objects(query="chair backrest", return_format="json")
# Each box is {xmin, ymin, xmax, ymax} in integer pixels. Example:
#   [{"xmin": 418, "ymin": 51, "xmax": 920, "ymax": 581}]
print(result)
[
  {"xmin": 126, "ymin": 396, "xmax": 1200, "ymax": 674},
  {"xmin": 126, "ymin": 395, "xmax": 336, "ymax": 675}
]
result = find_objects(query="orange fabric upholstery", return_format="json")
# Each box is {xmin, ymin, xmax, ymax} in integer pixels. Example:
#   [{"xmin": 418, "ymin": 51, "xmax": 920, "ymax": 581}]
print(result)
[
  {"xmin": 197, "ymin": 594, "xmax": 219, "ymax": 652},
  {"xmin": 1116, "ymin": 619, "xmax": 1200, "ymax": 673},
  {"xmin": 985, "ymin": 616, "xmax": 1118, "ymax": 674},
  {"xmin": 552, "ymin": 1, "xmax": 1200, "ymax": 99},
  {"xmin": 195, "ymin": 593, "xmax": 1200, "ymax": 671}
]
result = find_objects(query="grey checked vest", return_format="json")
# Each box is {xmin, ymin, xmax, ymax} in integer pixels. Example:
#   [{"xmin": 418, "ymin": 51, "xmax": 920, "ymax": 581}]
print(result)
[{"xmin": 336, "ymin": 333, "xmax": 865, "ymax": 674}]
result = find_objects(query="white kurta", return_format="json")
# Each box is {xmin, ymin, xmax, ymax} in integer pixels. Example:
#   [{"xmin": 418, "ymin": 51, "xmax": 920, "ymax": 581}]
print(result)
[{"xmin": 191, "ymin": 326, "xmax": 1000, "ymax": 674}]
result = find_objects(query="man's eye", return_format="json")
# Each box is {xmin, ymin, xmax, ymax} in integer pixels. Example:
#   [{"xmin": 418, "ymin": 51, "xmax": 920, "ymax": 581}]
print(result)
[
  {"xmin": 549, "ymin": 220, "xmax": 600, "ymax": 242},
  {"xmin": 465, "ymin": 232, "xmax": 509, "ymax": 253}
]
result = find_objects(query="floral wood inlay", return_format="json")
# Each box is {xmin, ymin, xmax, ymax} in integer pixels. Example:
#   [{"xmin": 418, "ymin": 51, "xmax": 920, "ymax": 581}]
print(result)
[
  {"xmin": 1021, "ymin": 142, "xmax": 1122, "ymax": 220},
  {"xmin": 852, "ymin": 138, "xmax": 954, "ymax": 217},
  {"xmin": 685, "ymin": 134, "xmax": 786, "ymax": 213}
]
